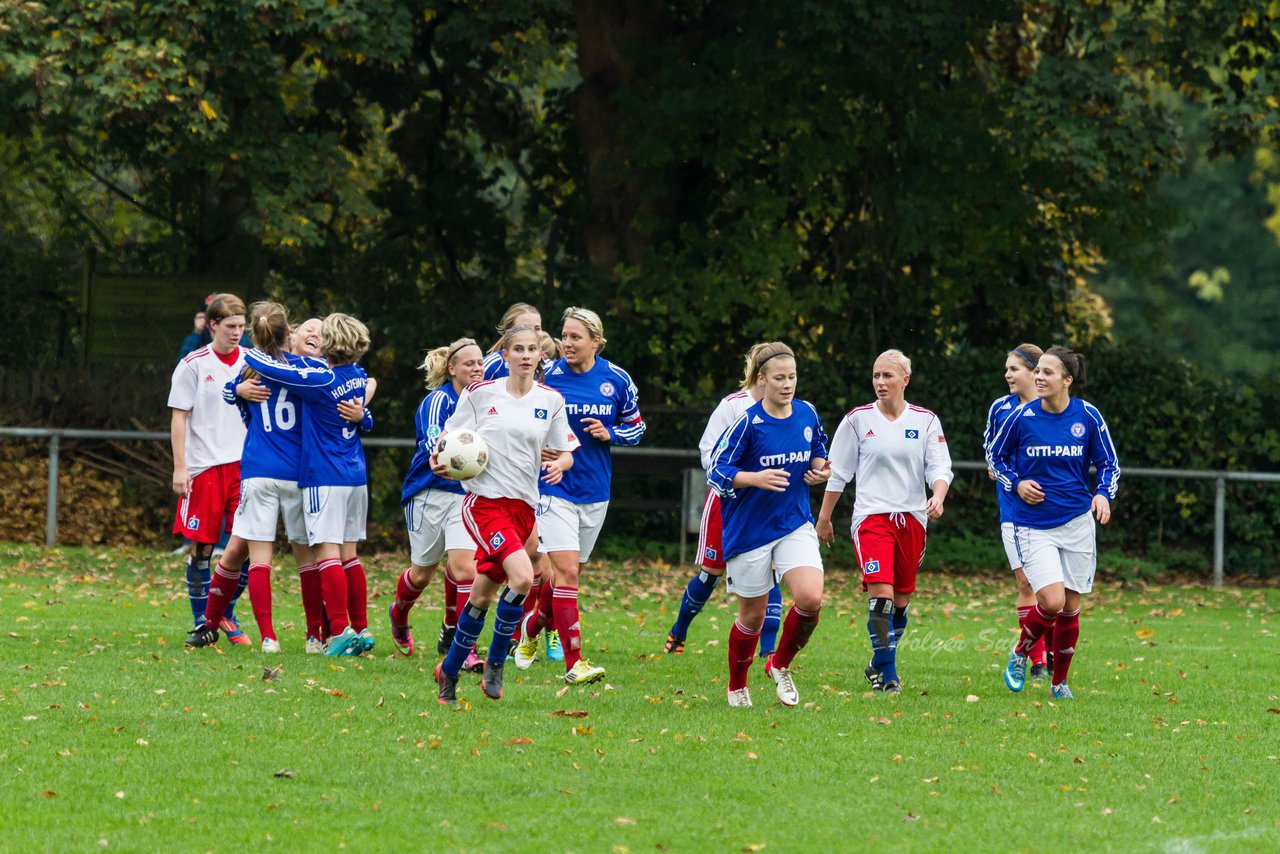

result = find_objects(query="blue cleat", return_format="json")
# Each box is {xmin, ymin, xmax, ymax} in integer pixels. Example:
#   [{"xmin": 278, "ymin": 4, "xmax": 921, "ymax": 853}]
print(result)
[
  {"xmin": 326, "ymin": 627, "xmax": 360, "ymax": 657},
  {"xmin": 1003, "ymin": 650, "xmax": 1028, "ymax": 692},
  {"xmin": 355, "ymin": 628, "xmax": 375, "ymax": 654},
  {"xmin": 546, "ymin": 629, "xmax": 564, "ymax": 662},
  {"xmin": 1050, "ymin": 682, "xmax": 1074, "ymax": 700}
]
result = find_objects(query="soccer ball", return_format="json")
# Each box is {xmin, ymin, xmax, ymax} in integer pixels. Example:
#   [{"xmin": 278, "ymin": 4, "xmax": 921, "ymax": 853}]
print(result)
[{"xmin": 436, "ymin": 429, "xmax": 489, "ymax": 480}]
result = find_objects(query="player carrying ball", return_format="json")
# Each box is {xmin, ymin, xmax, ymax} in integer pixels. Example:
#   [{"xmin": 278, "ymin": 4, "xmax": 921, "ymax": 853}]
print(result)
[{"xmin": 707, "ymin": 342, "xmax": 830, "ymax": 707}]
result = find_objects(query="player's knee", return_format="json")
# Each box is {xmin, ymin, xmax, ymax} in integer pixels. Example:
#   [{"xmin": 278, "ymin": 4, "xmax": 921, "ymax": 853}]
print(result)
[
  {"xmin": 793, "ymin": 590, "xmax": 822, "ymax": 613},
  {"xmin": 194, "ymin": 542, "xmax": 214, "ymax": 564},
  {"xmin": 1037, "ymin": 589, "xmax": 1065, "ymax": 614}
]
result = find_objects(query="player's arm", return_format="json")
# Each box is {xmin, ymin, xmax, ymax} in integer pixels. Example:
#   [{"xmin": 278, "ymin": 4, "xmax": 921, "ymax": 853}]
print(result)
[
  {"xmin": 170, "ymin": 408, "xmax": 191, "ymax": 497},
  {"xmin": 243, "ymin": 349, "xmax": 334, "ymax": 391},
  {"xmin": 816, "ymin": 414, "xmax": 858, "ymax": 545},
  {"xmin": 697, "ymin": 399, "xmax": 735, "ymax": 471},
  {"xmin": 1086, "ymin": 404, "xmax": 1120, "ymax": 524},
  {"xmin": 541, "ymin": 401, "xmax": 581, "ymax": 484},
  {"xmin": 607, "ymin": 370, "xmax": 646, "ymax": 446},
  {"xmin": 986, "ymin": 410, "xmax": 1024, "ymax": 495},
  {"xmin": 924, "ymin": 415, "xmax": 954, "ymax": 519},
  {"xmin": 804, "ymin": 405, "xmax": 832, "ymax": 486}
]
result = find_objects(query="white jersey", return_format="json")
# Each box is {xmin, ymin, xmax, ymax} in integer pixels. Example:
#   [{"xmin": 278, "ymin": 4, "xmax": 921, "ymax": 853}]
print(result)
[
  {"xmin": 697, "ymin": 390, "xmax": 756, "ymax": 471},
  {"xmin": 444, "ymin": 379, "xmax": 580, "ymax": 508},
  {"xmin": 168, "ymin": 345, "xmax": 247, "ymax": 478},
  {"xmin": 825, "ymin": 402, "xmax": 954, "ymax": 529}
]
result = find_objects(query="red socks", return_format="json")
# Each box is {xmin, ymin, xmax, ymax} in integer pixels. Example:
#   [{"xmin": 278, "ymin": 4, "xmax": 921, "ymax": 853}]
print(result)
[
  {"xmin": 443, "ymin": 570, "xmax": 459, "ymax": 628},
  {"xmin": 455, "ymin": 580, "xmax": 472, "ymax": 617},
  {"xmin": 343, "ymin": 558, "xmax": 367, "ymax": 633},
  {"xmin": 247, "ymin": 563, "xmax": 274, "ymax": 641},
  {"xmin": 1015, "ymin": 604, "xmax": 1058, "ymax": 656},
  {"xmin": 318, "ymin": 558, "xmax": 350, "ymax": 637},
  {"xmin": 727, "ymin": 620, "xmax": 761, "ymax": 690},
  {"xmin": 393, "ymin": 569, "xmax": 425, "ymax": 624},
  {"xmin": 1017, "ymin": 607, "xmax": 1048, "ymax": 666},
  {"xmin": 203, "ymin": 562, "xmax": 241, "ymax": 627},
  {"xmin": 1052, "ymin": 608, "xmax": 1080, "ymax": 686},
  {"xmin": 298, "ymin": 563, "xmax": 323, "ymax": 640},
  {"xmin": 552, "ymin": 585, "xmax": 582, "ymax": 669},
  {"xmin": 771, "ymin": 605, "xmax": 820, "ymax": 669}
]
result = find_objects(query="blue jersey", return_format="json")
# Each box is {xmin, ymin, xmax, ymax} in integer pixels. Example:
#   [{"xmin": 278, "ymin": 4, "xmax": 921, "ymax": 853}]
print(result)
[
  {"xmin": 539, "ymin": 357, "xmax": 646, "ymax": 504},
  {"xmin": 243, "ymin": 350, "xmax": 371, "ymax": 488},
  {"xmin": 983, "ymin": 393, "xmax": 1023, "ymax": 524},
  {"xmin": 401, "ymin": 384, "xmax": 464, "ymax": 504},
  {"xmin": 708, "ymin": 400, "xmax": 829, "ymax": 559},
  {"xmin": 226, "ymin": 352, "xmax": 308, "ymax": 481},
  {"xmin": 987, "ymin": 397, "xmax": 1120, "ymax": 529}
]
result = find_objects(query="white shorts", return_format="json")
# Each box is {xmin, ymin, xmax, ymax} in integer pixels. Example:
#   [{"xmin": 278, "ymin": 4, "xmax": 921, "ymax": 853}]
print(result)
[
  {"xmin": 1001, "ymin": 522, "xmax": 1021, "ymax": 571},
  {"xmin": 725, "ymin": 523, "xmax": 823, "ymax": 599},
  {"xmin": 404, "ymin": 489, "xmax": 471, "ymax": 566},
  {"xmin": 535, "ymin": 495, "xmax": 609, "ymax": 563},
  {"xmin": 232, "ymin": 477, "xmax": 306, "ymax": 543},
  {"xmin": 303, "ymin": 485, "xmax": 368, "ymax": 546},
  {"xmin": 1014, "ymin": 512, "xmax": 1096, "ymax": 595}
]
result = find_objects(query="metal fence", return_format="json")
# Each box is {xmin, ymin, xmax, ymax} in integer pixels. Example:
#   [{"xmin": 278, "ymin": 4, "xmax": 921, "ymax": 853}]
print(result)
[{"xmin": 4, "ymin": 426, "xmax": 1279, "ymax": 587}]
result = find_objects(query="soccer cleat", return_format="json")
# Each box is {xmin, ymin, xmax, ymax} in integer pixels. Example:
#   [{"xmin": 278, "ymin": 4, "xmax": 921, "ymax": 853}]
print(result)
[
  {"xmin": 883, "ymin": 679, "xmax": 903, "ymax": 694},
  {"xmin": 326, "ymin": 627, "xmax": 360, "ymax": 657},
  {"xmin": 481, "ymin": 660, "xmax": 505, "ymax": 700},
  {"xmin": 357, "ymin": 629, "xmax": 375, "ymax": 654},
  {"xmin": 1050, "ymin": 682, "xmax": 1074, "ymax": 700},
  {"xmin": 305, "ymin": 636, "xmax": 325, "ymax": 654},
  {"xmin": 261, "ymin": 637, "xmax": 281, "ymax": 654},
  {"xmin": 1029, "ymin": 662, "xmax": 1050, "ymax": 681},
  {"xmin": 463, "ymin": 649, "xmax": 486, "ymax": 673},
  {"xmin": 389, "ymin": 604, "xmax": 414, "ymax": 656},
  {"xmin": 726, "ymin": 687, "xmax": 753, "ymax": 708},
  {"xmin": 663, "ymin": 633, "xmax": 685, "ymax": 655},
  {"xmin": 764, "ymin": 656, "xmax": 799, "ymax": 707},
  {"xmin": 434, "ymin": 661, "xmax": 458, "ymax": 705},
  {"xmin": 184, "ymin": 623, "xmax": 219, "ymax": 648},
  {"xmin": 865, "ymin": 663, "xmax": 886, "ymax": 691},
  {"xmin": 436, "ymin": 623, "xmax": 456, "ymax": 656},
  {"xmin": 1003, "ymin": 650, "xmax": 1028, "ymax": 692},
  {"xmin": 514, "ymin": 615, "xmax": 540, "ymax": 670},
  {"xmin": 564, "ymin": 659, "xmax": 606, "ymax": 685},
  {"xmin": 220, "ymin": 616, "xmax": 252, "ymax": 646},
  {"xmin": 546, "ymin": 629, "xmax": 564, "ymax": 662}
]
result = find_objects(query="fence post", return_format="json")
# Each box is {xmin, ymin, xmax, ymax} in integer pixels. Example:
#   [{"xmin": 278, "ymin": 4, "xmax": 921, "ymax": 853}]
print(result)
[
  {"xmin": 46, "ymin": 433, "xmax": 60, "ymax": 548},
  {"xmin": 1213, "ymin": 476, "xmax": 1225, "ymax": 588},
  {"xmin": 680, "ymin": 468, "xmax": 709, "ymax": 566}
]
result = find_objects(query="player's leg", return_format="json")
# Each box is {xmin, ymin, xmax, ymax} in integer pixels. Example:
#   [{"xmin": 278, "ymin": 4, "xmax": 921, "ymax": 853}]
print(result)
[
  {"xmin": 668, "ymin": 491, "xmax": 725, "ymax": 652},
  {"xmin": 1004, "ymin": 527, "xmax": 1064, "ymax": 692},
  {"xmin": 245, "ymin": 539, "xmax": 278, "ymax": 651},
  {"xmin": 556, "ymin": 500, "xmax": 607, "ymax": 681},
  {"xmin": 723, "ymin": 541, "xmax": 772, "ymax": 707},
  {"xmin": 291, "ymin": 542, "xmax": 324, "ymax": 652},
  {"xmin": 1050, "ymin": 515, "xmax": 1096, "ymax": 698},
  {"xmin": 447, "ymin": 548, "xmax": 485, "ymax": 672},
  {"xmin": 856, "ymin": 516, "xmax": 900, "ymax": 691},
  {"xmin": 765, "ymin": 525, "xmax": 825, "ymax": 706},
  {"xmin": 1006, "ymin": 522, "xmax": 1049, "ymax": 677},
  {"xmin": 758, "ymin": 583, "xmax": 783, "ymax": 658},
  {"xmin": 217, "ymin": 464, "xmax": 250, "ymax": 641},
  {"xmin": 304, "ymin": 484, "xmax": 355, "ymax": 655},
  {"xmin": 340, "ymin": 486, "xmax": 371, "ymax": 652},
  {"xmin": 394, "ymin": 490, "xmax": 440, "ymax": 656},
  {"xmin": 885, "ymin": 515, "xmax": 925, "ymax": 685}
]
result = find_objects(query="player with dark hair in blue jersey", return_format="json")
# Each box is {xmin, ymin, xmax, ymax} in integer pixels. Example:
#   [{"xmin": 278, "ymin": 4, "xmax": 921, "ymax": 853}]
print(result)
[
  {"xmin": 232, "ymin": 313, "xmax": 376, "ymax": 657},
  {"xmin": 988, "ymin": 345, "xmax": 1120, "ymax": 700},
  {"xmin": 389, "ymin": 336, "xmax": 485, "ymax": 669},
  {"xmin": 512, "ymin": 306, "xmax": 645, "ymax": 685},
  {"xmin": 983, "ymin": 342, "xmax": 1051, "ymax": 681},
  {"xmin": 708, "ymin": 342, "xmax": 831, "ymax": 708}
]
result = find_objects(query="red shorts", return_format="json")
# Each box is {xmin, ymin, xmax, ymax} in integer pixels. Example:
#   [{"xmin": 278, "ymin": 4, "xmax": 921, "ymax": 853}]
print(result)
[
  {"xmin": 173, "ymin": 462, "xmax": 241, "ymax": 543},
  {"xmin": 461, "ymin": 494, "xmax": 535, "ymax": 584},
  {"xmin": 697, "ymin": 491, "xmax": 726, "ymax": 570},
  {"xmin": 853, "ymin": 513, "xmax": 927, "ymax": 594}
]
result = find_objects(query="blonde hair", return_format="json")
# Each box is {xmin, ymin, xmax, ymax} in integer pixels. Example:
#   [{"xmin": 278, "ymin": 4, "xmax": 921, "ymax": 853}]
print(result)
[
  {"xmin": 487, "ymin": 302, "xmax": 541, "ymax": 353},
  {"xmin": 321, "ymin": 313, "xmax": 370, "ymax": 366},
  {"xmin": 561, "ymin": 306, "xmax": 607, "ymax": 352},
  {"xmin": 1009, "ymin": 342, "xmax": 1044, "ymax": 370},
  {"xmin": 501, "ymin": 324, "xmax": 546, "ymax": 381},
  {"xmin": 248, "ymin": 302, "xmax": 289, "ymax": 357},
  {"xmin": 876, "ymin": 349, "xmax": 912, "ymax": 377},
  {"xmin": 743, "ymin": 342, "xmax": 795, "ymax": 387},
  {"xmin": 206, "ymin": 293, "xmax": 246, "ymax": 326},
  {"xmin": 419, "ymin": 337, "xmax": 479, "ymax": 390},
  {"xmin": 538, "ymin": 331, "xmax": 562, "ymax": 361}
]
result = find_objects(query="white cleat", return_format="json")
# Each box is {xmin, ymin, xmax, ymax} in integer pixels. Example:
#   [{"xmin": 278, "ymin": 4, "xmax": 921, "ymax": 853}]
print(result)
[
  {"xmin": 564, "ymin": 659, "xmax": 606, "ymax": 685},
  {"xmin": 513, "ymin": 614, "xmax": 540, "ymax": 671},
  {"xmin": 305, "ymin": 636, "xmax": 325, "ymax": 655},
  {"xmin": 764, "ymin": 656, "xmax": 799, "ymax": 706},
  {"xmin": 726, "ymin": 687, "xmax": 753, "ymax": 708},
  {"xmin": 261, "ymin": 637, "xmax": 281, "ymax": 654}
]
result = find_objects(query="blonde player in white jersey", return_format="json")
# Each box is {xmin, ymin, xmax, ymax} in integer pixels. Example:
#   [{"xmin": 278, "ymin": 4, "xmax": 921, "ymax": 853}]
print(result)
[
  {"xmin": 169, "ymin": 293, "xmax": 251, "ymax": 639},
  {"xmin": 664, "ymin": 344, "xmax": 770, "ymax": 654},
  {"xmin": 816, "ymin": 349, "xmax": 953, "ymax": 693},
  {"xmin": 431, "ymin": 325, "xmax": 580, "ymax": 704}
]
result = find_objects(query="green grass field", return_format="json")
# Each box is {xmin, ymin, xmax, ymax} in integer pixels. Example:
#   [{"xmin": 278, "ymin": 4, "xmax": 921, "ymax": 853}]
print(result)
[{"xmin": 2, "ymin": 544, "xmax": 1277, "ymax": 852}]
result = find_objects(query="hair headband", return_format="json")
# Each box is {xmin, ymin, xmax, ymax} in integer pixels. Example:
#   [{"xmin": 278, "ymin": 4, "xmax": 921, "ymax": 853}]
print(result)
[{"xmin": 1011, "ymin": 347, "xmax": 1037, "ymax": 369}]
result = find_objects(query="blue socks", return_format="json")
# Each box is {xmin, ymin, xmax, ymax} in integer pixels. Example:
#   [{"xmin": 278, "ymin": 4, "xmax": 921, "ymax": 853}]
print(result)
[
  {"xmin": 759, "ymin": 584, "xmax": 783, "ymax": 656},
  {"xmin": 868, "ymin": 597, "xmax": 897, "ymax": 682},
  {"xmin": 443, "ymin": 603, "xmax": 486, "ymax": 678},
  {"xmin": 489, "ymin": 587, "xmax": 527, "ymax": 665},
  {"xmin": 670, "ymin": 569, "xmax": 719, "ymax": 640},
  {"xmin": 185, "ymin": 553, "xmax": 210, "ymax": 627},
  {"xmin": 891, "ymin": 603, "xmax": 909, "ymax": 651}
]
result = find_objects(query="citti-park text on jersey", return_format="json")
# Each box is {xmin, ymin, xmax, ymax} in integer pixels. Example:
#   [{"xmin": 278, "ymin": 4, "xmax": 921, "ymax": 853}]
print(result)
[
  {"xmin": 566, "ymin": 403, "xmax": 613, "ymax": 416},
  {"xmin": 1025, "ymin": 445, "xmax": 1084, "ymax": 458},
  {"xmin": 759, "ymin": 450, "xmax": 812, "ymax": 466},
  {"xmin": 329, "ymin": 377, "xmax": 366, "ymax": 400}
]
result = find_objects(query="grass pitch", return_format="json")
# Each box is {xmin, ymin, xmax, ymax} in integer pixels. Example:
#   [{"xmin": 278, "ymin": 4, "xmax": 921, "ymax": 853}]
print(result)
[{"xmin": 2, "ymin": 545, "xmax": 1278, "ymax": 852}]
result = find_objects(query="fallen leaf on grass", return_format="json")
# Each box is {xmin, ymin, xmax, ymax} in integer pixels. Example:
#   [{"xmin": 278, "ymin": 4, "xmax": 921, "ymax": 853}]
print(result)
[
  {"xmin": 1135, "ymin": 627, "xmax": 1155, "ymax": 639},
  {"xmin": 965, "ymin": 694, "xmax": 980, "ymax": 703},
  {"xmin": 573, "ymin": 725, "xmax": 594, "ymax": 736},
  {"xmin": 263, "ymin": 665, "xmax": 282, "ymax": 682},
  {"xmin": 615, "ymin": 817, "xmax": 636, "ymax": 826},
  {"xmin": 40, "ymin": 791, "xmax": 56, "ymax": 798},
  {"xmin": 549, "ymin": 710, "xmax": 589, "ymax": 718},
  {"xmin": 742, "ymin": 845, "xmax": 766, "ymax": 852},
  {"xmin": 746, "ymin": 752, "xmax": 759, "ymax": 760},
  {"xmin": 1267, "ymin": 708, "xmax": 1280, "ymax": 714},
  {"xmin": 274, "ymin": 769, "xmax": 294, "ymax": 778},
  {"xmin": 505, "ymin": 737, "xmax": 533, "ymax": 745},
  {"xmin": 903, "ymin": 812, "xmax": 919, "ymax": 822}
]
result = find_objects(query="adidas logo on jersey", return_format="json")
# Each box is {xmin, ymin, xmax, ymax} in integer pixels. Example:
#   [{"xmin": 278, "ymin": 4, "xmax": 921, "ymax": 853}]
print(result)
[
  {"xmin": 487, "ymin": 406, "xmax": 499, "ymax": 415},
  {"xmin": 752, "ymin": 415, "xmax": 764, "ymax": 424},
  {"xmin": 203, "ymin": 374, "xmax": 215, "ymax": 382},
  {"xmin": 865, "ymin": 429, "xmax": 875, "ymax": 438},
  {"xmin": 1022, "ymin": 409, "xmax": 1035, "ymax": 417}
]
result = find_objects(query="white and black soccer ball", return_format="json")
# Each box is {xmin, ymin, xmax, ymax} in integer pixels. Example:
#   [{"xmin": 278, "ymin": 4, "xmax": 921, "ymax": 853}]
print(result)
[{"xmin": 436, "ymin": 429, "xmax": 489, "ymax": 480}]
